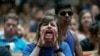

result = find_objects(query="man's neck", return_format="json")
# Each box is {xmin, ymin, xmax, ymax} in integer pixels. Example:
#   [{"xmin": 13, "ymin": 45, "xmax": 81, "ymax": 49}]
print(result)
[
  {"xmin": 4, "ymin": 33, "xmax": 14, "ymax": 41},
  {"xmin": 59, "ymin": 22, "xmax": 68, "ymax": 37}
]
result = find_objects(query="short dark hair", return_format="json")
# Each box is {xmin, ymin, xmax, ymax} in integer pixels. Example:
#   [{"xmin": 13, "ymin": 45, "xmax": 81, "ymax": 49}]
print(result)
[
  {"xmin": 55, "ymin": 1, "xmax": 72, "ymax": 15},
  {"xmin": 89, "ymin": 21, "xmax": 100, "ymax": 35},
  {"xmin": 4, "ymin": 13, "xmax": 19, "ymax": 24},
  {"xmin": 95, "ymin": 13, "xmax": 100, "ymax": 22}
]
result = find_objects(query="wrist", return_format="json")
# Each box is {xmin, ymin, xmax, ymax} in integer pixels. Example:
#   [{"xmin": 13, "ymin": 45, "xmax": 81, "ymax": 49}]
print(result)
[
  {"xmin": 54, "ymin": 47, "xmax": 63, "ymax": 53},
  {"xmin": 36, "ymin": 44, "xmax": 41, "ymax": 48},
  {"xmin": 55, "ymin": 44, "xmax": 60, "ymax": 50}
]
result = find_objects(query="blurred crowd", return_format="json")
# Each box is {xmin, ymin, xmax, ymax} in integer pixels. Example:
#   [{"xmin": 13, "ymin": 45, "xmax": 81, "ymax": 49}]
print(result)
[{"xmin": 0, "ymin": 0, "xmax": 100, "ymax": 56}]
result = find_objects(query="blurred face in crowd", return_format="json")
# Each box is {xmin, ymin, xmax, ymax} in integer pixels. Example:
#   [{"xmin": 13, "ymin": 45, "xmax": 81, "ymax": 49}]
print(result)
[
  {"xmin": 31, "ymin": 7, "xmax": 36, "ymax": 18},
  {"xmin": 91, "ymin": 5, "xmax": 99, "ymax": 16},
  {"xmin": 40, "ymin": 21, "xmax": 58, "ymax": 42},
  {"xmin": 4, "ymin": 19, "xmax": 18, "ymax": 35},
  {"xmin": 84, "ymin": 0, "xmax": 91, "ymax": 5},
  {"xmin": 17, "ymin": 25, "xmax": 25, "ymax": 37},
  {"xmin": 1, "ymin": 4, "xmax": 8, "ymax": 14},
  {"xmin": 81, "ymin": 12, "xmax": 92, "ymax": 28},
  {"xmin": 23, "ymin": 3, "xmax": 30, "ymax": 13},
  {"xmin": 70, "ymin": 18, "xmax": 78, "ymax": 31},
  {"xmin": 35, "ymin": 10, "xmax": 44, "ymax": 21},
  {"xmin": 57, "ymin": 8, "xmax": 73, "ymax": 25}
]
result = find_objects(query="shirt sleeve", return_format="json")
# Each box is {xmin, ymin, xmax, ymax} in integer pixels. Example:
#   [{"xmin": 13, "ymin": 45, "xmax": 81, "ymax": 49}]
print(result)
[
  {"xmin": 60, "ymin": 42, "xmax": 72, "ymax": 56},
  {"xmin": 23, "ymin": 44, "xmax": 35, "ymax": 56}
]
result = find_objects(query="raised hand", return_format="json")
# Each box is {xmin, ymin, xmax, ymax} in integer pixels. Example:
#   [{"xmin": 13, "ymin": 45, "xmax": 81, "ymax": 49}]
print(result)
[
  {"xmin": 37, "ymin": 29, "xmax": 46, "ymax": 47},
  {"xmin": 52, "ymin": 29, "xmax": 59, "ymax": 49}
]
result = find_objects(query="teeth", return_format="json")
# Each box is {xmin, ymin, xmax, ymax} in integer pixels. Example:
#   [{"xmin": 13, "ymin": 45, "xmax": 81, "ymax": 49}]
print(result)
[
  {"xmin": 45, "ymin": 33, "xmax": 53, "ymax": 38},
  {"xmin": 44, "ymin": 30, "xmax": 54, "ymax": 39}
]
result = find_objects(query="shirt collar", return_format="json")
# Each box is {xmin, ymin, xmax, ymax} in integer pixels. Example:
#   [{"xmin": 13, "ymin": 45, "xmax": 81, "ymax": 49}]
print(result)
[{"xmin": 0, "ymin": 34, "xmax": 19, "ymax": 41}]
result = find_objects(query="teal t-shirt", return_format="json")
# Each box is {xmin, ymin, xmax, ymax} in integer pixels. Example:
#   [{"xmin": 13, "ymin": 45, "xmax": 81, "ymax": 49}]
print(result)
[{"xmin": 0, "ymin": 34, "xmax": 26, "ymax": 52}]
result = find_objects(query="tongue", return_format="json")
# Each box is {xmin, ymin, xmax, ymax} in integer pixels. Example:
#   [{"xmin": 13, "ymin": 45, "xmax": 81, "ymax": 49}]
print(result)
[{"xmin": 45, "ymin": 33, "xmax": 53, "ymax": 38}]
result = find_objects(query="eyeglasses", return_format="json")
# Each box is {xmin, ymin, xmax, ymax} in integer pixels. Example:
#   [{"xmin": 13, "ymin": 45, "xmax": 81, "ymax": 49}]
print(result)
[{"xmin": 59, "ymin": 11, "xmax": 73, "ymax": 16}]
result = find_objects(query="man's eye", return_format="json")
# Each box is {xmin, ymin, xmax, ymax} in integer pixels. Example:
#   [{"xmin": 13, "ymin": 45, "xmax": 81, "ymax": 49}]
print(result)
[
  {"xmin": 6, "ymin": 24, "xmax": 16, "ymax": 27},
  {"xmin": 7, "ymin": 24, "xmax": 10, "ymax": 26},
  {"xmin": 12, "ymin": 25, "xmax": 16, "ymax": 27}
]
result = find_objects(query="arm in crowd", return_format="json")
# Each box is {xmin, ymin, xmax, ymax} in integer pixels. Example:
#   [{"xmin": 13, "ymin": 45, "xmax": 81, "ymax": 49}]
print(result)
[{"xmin": 71, "ymin": 31, "xmax": 83, "ymax": 56}]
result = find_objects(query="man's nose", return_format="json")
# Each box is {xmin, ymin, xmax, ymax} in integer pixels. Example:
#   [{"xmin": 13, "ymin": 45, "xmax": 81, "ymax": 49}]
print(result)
[
  {"xmin": 66, "ymin": 13, "xmax": 69, "ymax": 16},
  {"xmin": 9, "ymin": 25, "xmax": 13, "ymax": 29}
]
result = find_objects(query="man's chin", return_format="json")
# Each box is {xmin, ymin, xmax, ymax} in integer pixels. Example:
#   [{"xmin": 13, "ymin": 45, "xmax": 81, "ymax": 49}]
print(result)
[{"xmin": 64, "ymin": 21, "xmax": 70, "ymax": 25}]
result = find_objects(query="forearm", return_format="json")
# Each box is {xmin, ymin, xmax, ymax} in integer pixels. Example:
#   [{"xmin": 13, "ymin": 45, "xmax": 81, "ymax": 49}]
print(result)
[
  {"xmin": 75, "ymin": 45, "xmax": 83, "ymax": 56},
  {"xmin": 72, "ymin": 31, "xmax": 83, "ymax": 56},
  {"xmin": 54, "ymin": 46, "xmax": 65, "ymax": 56},
  {"xmin": 30, "ymin": 46, "xmax": 40, "ymax": 56}
]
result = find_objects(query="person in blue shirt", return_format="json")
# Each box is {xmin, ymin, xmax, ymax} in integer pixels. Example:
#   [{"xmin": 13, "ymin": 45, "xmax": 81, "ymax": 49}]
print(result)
[
  {"xmin": 23, "ymin": 15, "xmax": 72, "ymax": 56},
  {"xmin": 0, "ymin": 13, "xmax": 26, "ymax": 52},
  {"xmin": 55, "ymin": 1, "xmax": 83, "ymax": 56}
]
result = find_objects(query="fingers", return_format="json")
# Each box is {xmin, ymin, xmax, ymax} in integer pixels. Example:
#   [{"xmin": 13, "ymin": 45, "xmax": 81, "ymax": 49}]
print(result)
[
  {"xmin": 39, "ymin": 29, "xmax": 47, "ymax": 46},
  {"xmin": 52, "ymin": 29, "xmax": 59, "ymax": 49},
  {"xmin": 53, "ymin": 29, "xmax": 58, "ymax": 42}
]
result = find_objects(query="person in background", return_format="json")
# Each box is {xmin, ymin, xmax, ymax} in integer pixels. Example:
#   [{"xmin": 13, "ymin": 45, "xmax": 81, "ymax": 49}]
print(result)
[
  {"xmin": 18, "ymin": 2, "xmax": 31, "ymax": 25},
  {"xmin": 0, "ymin": 2, "xmax": 8, "ymax": 24},
  {"xmin": 91, "ymin": 0, "xmax": 100, "ymax": 8},
  {"xmin": 81, "ymin": 0, "xmax": 92, "ymax": 11},
  {"xmin": 90, "ymin": 4, "xmax": 99, "ymax": 20},
  {"xmin": 8, "ymin": 8, "xmax": 17, "ymax": 14},
  {"xmin": 0, "ymin": 2, "xmax": 8, "ymax": 16},
  {"xmin": 29, "ymin": 7, "xmax": 44, "ymax": 32},
  {"xmin": 17, "ymin": 25, "xmax": 29, "ymax": 44},
  {"xmin": 55, "ymin": 1, "xmax": 83, "ymax": 56},
  {"xmin": 17, "ymin": 25, "xmax": 25, "ymax": 38},
  {"xmin": 20, "ymin": 2, "xmax": 31, "ymax": 24},
  {"xmin": 23, "ymin": 15, "xmax": 72, "ymax": 56},
  {"xmin": 80, "ymin": 21, "xmax": 100, "ymax": 51},
  {"xmin": 0, "ymin": 13, "xmax": 26, "ymax": 52},
  {"xmin": 78, "ymin": 10, "xmax": 93, "ymax": 42},
  {"xmin": 69, "ymin": 16, "xmax": 78, "ymax": 32},
  {"xmin": 91, "ymin": 14, "xmax": 100, "ymax": 56}
]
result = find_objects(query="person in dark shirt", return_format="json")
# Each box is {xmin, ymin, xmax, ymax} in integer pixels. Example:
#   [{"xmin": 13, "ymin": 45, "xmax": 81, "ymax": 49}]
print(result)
[
  {"xmin": 0, "ymin": 46, "xmax": 11, "ymax": 56},
  {"xmin": 80, "ymin": 21, "xmax": 100, "ymax": 51}
]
